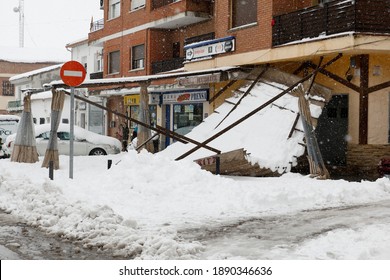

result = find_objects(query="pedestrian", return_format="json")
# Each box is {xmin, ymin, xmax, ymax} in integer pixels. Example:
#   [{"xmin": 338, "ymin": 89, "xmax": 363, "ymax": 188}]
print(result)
[
  {"xmin": 131, "ymin": 125, "xmax": 138, "ymax": 141},
  {"xmin": 151, "ymin": 121, "xmax": 159, "ymax": 153},
  {"xmin": 152, "ymin": 131, "xmax": 159, "ymax": 153},
  {"xmin": 121, "ymin": 123, "xmax": 129, "ymax": 152}
]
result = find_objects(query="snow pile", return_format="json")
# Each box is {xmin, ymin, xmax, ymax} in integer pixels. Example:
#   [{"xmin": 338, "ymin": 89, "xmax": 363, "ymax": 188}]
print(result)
[
  {"xmin": 161, "ymin": 82, "xmax": 318, "ymax": 173},
  {"xmin": 1, "ymin": 152, "xmax": 390, "ymax": 259}
]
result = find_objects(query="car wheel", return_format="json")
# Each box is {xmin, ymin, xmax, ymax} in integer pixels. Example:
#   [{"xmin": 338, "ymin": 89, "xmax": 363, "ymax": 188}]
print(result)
[{"xmin": 89, "ymin": 148, "xmax": 107, "ymax": 156}]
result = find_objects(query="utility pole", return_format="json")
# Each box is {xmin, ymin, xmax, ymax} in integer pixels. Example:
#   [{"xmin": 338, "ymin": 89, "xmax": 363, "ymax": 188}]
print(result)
[{"xmin": 13, "ymin": 0, "xmax": 25, "ymax": 48}]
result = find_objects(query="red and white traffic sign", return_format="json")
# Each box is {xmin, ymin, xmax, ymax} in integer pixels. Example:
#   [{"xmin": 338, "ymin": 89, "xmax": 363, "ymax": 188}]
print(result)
[{"xmin": 60, "ymin": 60, "xmax": 86, "ymax": 87}]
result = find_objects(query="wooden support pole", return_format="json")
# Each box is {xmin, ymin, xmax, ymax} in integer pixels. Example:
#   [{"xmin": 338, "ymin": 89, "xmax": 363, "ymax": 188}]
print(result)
[{"xmin": 359, "ymin": 54, "xmax": 369, "ymax": 145}]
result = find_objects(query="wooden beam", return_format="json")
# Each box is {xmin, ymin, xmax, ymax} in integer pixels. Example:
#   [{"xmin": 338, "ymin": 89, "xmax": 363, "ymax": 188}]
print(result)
[
  {"xmin": 209, "ymin": 79, "xmax": 238, "ymax": 104},
  {"xmin": 175, "ymin": 54, "xmax": 343, "ymax": 161},
  {"xmin": 60, "ymin": 90, "xmax": 221, "ymax": 155},
  {"xmin": 306, "ymin": 61, "xmax": 360, "ymax": 93},
  {"xmin": 367, "ymin": 80, "xmax": 390, "ymax": 94},
  {"xmin": 359, "ymin": 54, "xmax": 369, "ymax": 145}
]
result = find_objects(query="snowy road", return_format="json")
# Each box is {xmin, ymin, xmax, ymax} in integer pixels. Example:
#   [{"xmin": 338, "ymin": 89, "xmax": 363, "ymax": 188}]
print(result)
[
  {"xmin": 0, "ymin": 210, "xmax": 121, "ymax": 260},
  {"xmin": 1, "ymin": 199, "xmax": 390, "ymax": 260},
  {"xmin": 178, "ymin": 199, "xmax": 390, "ymax": 259}
]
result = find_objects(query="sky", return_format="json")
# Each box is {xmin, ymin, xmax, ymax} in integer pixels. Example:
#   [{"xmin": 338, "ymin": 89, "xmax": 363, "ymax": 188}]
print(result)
[{"xmin": 0, "ymin": 0, "xmax": 103, "ymax": 51}]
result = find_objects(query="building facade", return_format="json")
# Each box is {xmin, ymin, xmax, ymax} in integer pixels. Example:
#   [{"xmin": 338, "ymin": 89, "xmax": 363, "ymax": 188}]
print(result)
[
  {"xmin": 88, "ymin": 0, "xmax": 390, "ymax": 178},
  {"xmin": 0, "ymin": 46, "xmax": 68, "ymax": 115}
]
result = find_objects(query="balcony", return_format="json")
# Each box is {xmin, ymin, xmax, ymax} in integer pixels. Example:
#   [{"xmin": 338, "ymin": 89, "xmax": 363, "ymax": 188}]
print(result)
[
  {"xmin": 90, "ymin": 18, "xmax": 104, "ymax": 33},
  {"xmin": 152, "ymin": 0, "xmax": 179, "ymax": 9},
  {"xmin": 272, "ymin": 0, "xmax": 390, "ymax": 46},
  {"xmin": 152, "ymin": 57, "xmax": 185, "ymax": 74},
  {"xmin": 7, "ymin": 100, "xmax": 23, "ymax": 112},
  {"xmin": 90, "ymin": 71, "xmax": 104, "ymax": 79},
  {"xmin": 151, "ymin": 0, "xmax": 212, "ymax": 29}
]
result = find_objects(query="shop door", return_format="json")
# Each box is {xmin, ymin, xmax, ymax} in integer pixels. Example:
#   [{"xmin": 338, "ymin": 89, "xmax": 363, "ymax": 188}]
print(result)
[
  {"xmin": 164, "ymin": 105, "xmax": 171, "ymax": 148},
  {"xmin": 315, "ymin": 95, "xmax": 349, "ymax": 166}
]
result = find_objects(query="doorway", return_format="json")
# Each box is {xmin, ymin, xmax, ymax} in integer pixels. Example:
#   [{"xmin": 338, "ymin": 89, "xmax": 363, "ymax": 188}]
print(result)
[{"xmin": 315, "ymin": 95, "xmax": 349, "ymax": 166}]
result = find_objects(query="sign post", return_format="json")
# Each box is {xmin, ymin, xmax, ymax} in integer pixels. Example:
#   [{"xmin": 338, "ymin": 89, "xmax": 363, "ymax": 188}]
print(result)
[{"xmin": 60, "ymin": 61, "xmax": 86, "ymax": 179}]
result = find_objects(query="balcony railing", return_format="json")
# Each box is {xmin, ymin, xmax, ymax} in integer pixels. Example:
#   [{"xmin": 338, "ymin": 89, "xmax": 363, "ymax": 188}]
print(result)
[
  {"xmin": 90, "ymin": 71, "xmax": 104, "ymax": 79},
  {"xmin": 152, "ymin": 57, "xmax": 185, "ymax": 74},
  {"xmin": 272, "ymin": 0, "xmax": 390, "ymax": 46},
  {"xmin": 90, "ymin": 18, "xmax": 104, "ymax": 32},
  {"xmin": 152, "ymin": 0, "xmax": 179, "ymax": 9},
  {"xmin": 7, "ymin": 100, "xmax": 22, "ymax": 112}
]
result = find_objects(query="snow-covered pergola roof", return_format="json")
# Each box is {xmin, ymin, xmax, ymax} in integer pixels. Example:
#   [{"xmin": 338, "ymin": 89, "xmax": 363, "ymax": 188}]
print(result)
[
  {"xmin": 10, "ymin": 64, "xmax": 63, "ymax": 82},
  {"xmin": 50, "ymin": 66, "xmax": 240, "ymax": 89}
]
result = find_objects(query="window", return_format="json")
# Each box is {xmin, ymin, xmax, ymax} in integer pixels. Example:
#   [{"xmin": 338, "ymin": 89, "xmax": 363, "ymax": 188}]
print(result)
[
  {"xmin": 2, "ymin": 81, "xmax": 14, "ymax": 96},
  {"xmin": 231, "ymin": 0, "xmax": 257, "ymax": 28},
  {"xmin": 109, "ymin": 0, "xmax": 121, "ymax": 19},
  {"xmin": 62, "ymin": 118, "xmax": 69, "ymax": 124},
  {"xmin": 131, "ymin": 0, "xmax": 145, "ymax": 10},
  {"xmin": 108, "ymin": 50, "xmax": 120, "ymax": 74},
  {"xmin": 173, "ymin": 42, "xmax": 180, "ymax": 58},
  {"xmin": 173, "ymin": 103, "xmax": 203, "ymax": 136},
  {"xmin": 131, "ymin": 45, "xmax": 145, "ymax": 70}
]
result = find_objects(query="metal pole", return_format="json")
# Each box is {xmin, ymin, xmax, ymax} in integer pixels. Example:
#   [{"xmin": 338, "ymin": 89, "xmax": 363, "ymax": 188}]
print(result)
[
  {"xmin": 69, "ymin": 87, "xmax": 74, "ymax": 179},
  {"xmin": 49, "ymin": 160, "xmax": 54, "ymax": 180}
]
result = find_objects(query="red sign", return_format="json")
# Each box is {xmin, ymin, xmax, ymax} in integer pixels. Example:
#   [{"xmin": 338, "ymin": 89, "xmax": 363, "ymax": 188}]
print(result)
[{"xmin": 60, "ymin": 61, "xmax": 86, "ymax": 87}]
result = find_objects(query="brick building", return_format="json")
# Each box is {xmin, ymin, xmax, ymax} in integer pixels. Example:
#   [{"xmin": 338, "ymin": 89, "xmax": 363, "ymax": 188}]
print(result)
[
  {"xmin": 0, "ymin": 47, "xmax": 68, "ymax": 114},
  {"xmin": 87, "ymin": 0, "xmax": 390, "ymax": 178}
]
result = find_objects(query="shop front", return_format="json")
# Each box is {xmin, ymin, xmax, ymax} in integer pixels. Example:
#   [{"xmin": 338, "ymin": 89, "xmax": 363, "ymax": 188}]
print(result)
[
  {"xmin": 150, "ymin": 89, "xmax": 209, "ymax": 148},
  {"xmin": 124, "ymin": 94, "xmax": 157, "ymax": 139}
]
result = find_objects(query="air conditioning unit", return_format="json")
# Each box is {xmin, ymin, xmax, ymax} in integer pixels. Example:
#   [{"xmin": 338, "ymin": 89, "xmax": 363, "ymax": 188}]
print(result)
[{"xmin": 100, "ymin": 0, "xmax": 104, "ymax": 10}]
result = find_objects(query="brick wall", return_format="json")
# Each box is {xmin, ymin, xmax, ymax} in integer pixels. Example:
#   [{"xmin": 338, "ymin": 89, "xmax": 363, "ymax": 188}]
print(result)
[
  {"xmin": 273, "ymin": 0, "xmax": 314, "ymax": 16},
  {"xmin": 214, "ymin": 0, "xmax": 273, "ymax": 54},
  {"xmin": 347, "ymin": 144, "xmax": 390, "ymax": 178}
]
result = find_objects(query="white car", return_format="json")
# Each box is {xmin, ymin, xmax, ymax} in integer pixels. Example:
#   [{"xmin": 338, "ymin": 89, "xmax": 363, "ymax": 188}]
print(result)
[{"xmin": 5, "ymin": 124, "xmax": 121, "ymax": 157}]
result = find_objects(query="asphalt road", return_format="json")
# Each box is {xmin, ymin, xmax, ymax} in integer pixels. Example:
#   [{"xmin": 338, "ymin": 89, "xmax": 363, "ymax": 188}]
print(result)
[{"xmin": 0, "ymin": 210, "xmax": 120, "ymax": 260}]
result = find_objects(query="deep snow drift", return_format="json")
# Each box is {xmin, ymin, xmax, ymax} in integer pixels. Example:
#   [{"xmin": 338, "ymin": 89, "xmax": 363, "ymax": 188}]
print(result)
[{"xmin": 1, "ymin": 151, "xmax": 390, "ymax": 259}]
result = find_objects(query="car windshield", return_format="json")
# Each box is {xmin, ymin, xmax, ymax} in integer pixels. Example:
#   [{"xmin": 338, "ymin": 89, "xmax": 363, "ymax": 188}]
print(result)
[{"xmin": 37, "ymin": 131, "xmax": 72, "ymax": 140}]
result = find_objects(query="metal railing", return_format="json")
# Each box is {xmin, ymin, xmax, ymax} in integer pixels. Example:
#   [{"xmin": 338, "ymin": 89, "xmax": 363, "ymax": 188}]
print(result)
[
  {"xmin": 152, "ymin": 0, "xmax": 179, "ymax": 9},
  {"xmin": 7, "ymin": 100, "xmax": 22, "ymax": 111},
  {"xmin": 272, "ymin": 0, "xmax": 390, "ymax": 46},
  {"xmin": 90, "ymin": 18, "xmax": 104, "ymax": 32},
  {"xmin": 152, "ymin": 57, "xmax": 185, "ymax": 74}
]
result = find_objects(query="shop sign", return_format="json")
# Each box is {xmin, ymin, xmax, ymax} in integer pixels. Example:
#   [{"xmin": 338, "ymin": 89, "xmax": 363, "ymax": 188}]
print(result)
[
  {"xmin": 177, "ymin": 73, "xmax": 221, "ymax": 86},
  {"xmin": 124, "ymin": 95, "xmax": 140, "ymax": 106},
  {"xmin": 195, "ymin": 156, "xmax": 217, "ymax": 167},
  {"xmin": 185, "ymin": 36, "xmax": 235, "ymax": 61},
  {"xmin": 149, "ymin": 93, "xmax": 160, "ymax": 105},
  {"xmin": 162, "ymin": 90, "xmax": 208, "ymax": 104}
]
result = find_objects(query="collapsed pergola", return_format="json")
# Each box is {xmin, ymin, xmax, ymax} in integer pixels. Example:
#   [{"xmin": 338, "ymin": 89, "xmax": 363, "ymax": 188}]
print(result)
[
  {"xmin": 12, "ymin": 54, "xmax": 358, "ymax": 179},
  {"xmin": 48, "ymin": 56, "xmax": 343, "ymax": 178}
]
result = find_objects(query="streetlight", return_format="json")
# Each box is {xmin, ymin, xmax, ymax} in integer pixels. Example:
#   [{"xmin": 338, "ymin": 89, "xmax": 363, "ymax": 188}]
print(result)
[{"xmin": 13, "ymin": 0, "xmax": 24, "ymax": 48}]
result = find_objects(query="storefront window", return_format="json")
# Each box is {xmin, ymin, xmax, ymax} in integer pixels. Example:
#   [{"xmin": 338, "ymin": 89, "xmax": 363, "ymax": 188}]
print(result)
[
  {"xmin": 129, "ymin": 105, "xmax": 157, "ymax": 128},
  {"xmin": 173, "ymin": 103, "xmax": 203, "ymax": 135}
]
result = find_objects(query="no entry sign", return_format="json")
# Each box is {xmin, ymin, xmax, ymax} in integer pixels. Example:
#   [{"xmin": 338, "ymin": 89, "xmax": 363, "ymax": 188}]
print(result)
[{"xmin": 60, "ymin": 60, "xmax": 86, "ymax": 87}]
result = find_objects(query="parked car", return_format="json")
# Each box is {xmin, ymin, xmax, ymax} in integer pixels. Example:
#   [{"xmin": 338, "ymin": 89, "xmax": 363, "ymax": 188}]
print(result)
[
  {"xmin": 0, "ymin": 114, "xmax": 20, "ymax": 144},
  {"xmin": 378, "ymin": 157, "xmax": 390, "ymax": 178},
  {"xmin": 5, "ymin": 124, "xmax": 121, "ymax": 157}
]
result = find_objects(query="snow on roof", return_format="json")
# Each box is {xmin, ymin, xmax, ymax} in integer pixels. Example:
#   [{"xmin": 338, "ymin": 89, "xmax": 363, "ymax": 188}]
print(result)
[
  {"xmin": 0, "ymin": 114, "xmax": 20, "ymax": 121},
  {"xmin": 30, "ymin": 90, "xmax": 53, "ymax": 100},
  {"xmin": 0, "ymin": 46, "xmax": 70, "ymax": 63},
  {"xmin": 51, "ymin": 66, "xmax": 238, "ymax": 87},
  {"xmin": 161, "ymin": 80, "xmax": 320, "ymax": 174},
  {"xmin": 10, "ymin": 64, "xmax": 63, "ymax": 82}
]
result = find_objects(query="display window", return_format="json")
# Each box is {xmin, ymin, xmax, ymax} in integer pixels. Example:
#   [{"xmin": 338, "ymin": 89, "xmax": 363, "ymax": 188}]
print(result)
[{"xmin": 173, "ymin": 103, "xmax": 203, "ymax": 135}]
